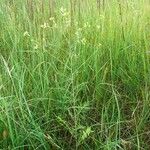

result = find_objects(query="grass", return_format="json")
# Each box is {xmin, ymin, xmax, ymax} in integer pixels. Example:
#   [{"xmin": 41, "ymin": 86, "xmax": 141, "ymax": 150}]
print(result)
[{"xmin": 0, "ymin": 0, "xmax": 150, "ymax": 149}]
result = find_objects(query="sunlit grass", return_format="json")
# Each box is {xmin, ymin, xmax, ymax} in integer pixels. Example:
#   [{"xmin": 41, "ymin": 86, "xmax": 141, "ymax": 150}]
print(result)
[{"xmin": 0, "ymin": 0, "xmax": 150, "ymax": 149}]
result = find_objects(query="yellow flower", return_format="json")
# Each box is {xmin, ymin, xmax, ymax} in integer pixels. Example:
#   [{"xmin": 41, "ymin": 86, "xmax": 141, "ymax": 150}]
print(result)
[
  {"xmin": 23, "ymin": 31, "xmax": 30, "ymax": 37},
  {"xmin": 81, "ymin": 38, "xmax": 86, "ymax": 45},
  {"xmin": 60, "ymin": 7, "xmax": 69, "ymax": 17},
  {"xmin": 49, "ymin": 17, "xmax": 55, "ymax": 21},
  {"xmin": 41, "ymin": 23, "xmax": 49, "ymax": 29},
  {"xmin": 83, "ymin": 22, "xmax": 90, "ymax": 28},
  {"xmin": 60, "ymin": 7, "xmax": 66, "ymax": 13}
]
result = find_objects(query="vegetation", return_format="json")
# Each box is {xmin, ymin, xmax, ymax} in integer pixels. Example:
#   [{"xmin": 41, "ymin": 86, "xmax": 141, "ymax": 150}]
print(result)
[{"xmin": 0, "ymin": 0, "xmax": 150, "ymax": 149}]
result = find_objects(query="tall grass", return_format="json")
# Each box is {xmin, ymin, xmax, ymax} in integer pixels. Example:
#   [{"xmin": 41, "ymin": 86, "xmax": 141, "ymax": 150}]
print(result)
[{"xmin": 0, "ymin": 0, "xmax": 150, "ymax": 149}]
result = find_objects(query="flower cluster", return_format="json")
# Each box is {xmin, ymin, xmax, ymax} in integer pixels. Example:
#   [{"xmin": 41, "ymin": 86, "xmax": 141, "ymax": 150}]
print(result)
[
  {"xmin": 83, "ymin": 22, "xmax": 90, "ymax": 28},
  {"xmin": 60, "ymin": 7, "xmax": 70, "ymax": 17},
  {"xmin": 40, "ymin": 22, "xmax": 49, "ymax": 29},
  {"xmin": 23, "ymin": 31, "xmax": 30, "ymax": 37}
]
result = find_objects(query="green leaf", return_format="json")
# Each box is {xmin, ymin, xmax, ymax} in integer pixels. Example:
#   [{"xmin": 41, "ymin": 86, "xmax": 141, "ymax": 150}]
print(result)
[{"xmin": 81, "ymin": 127, "xmax": 92, "ymax": 142}]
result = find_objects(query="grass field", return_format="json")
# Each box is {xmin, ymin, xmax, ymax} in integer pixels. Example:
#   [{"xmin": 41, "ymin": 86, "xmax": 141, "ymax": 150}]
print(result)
[{"xmin": 0, "ymin": 0, "xmax": 150, "ymax": 149}]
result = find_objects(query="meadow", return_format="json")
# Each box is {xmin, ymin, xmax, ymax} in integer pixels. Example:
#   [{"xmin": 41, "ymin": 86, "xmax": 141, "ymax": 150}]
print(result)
[{"xmin": 0, "ymin": 0, "xmax": 150, "ymax": 149}]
